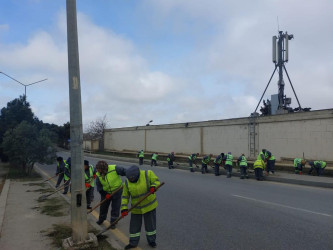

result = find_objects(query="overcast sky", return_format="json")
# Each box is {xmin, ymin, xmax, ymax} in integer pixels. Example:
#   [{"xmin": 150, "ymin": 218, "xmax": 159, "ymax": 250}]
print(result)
[{"xmin": 0, "ymin": 0, "xmax": 332, "ymax": 129}]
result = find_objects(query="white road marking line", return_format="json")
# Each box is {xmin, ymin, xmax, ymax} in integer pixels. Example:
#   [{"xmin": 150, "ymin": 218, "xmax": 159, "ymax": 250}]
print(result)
[{"xmin": 232, "ymin": 194, "xmax": 332, "ymax": 217}]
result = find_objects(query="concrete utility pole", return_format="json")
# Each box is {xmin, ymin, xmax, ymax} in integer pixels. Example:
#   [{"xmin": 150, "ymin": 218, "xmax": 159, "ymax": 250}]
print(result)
[{"xmin": 63, "ymin": 0, "xmax": 97, "ymax": 248}]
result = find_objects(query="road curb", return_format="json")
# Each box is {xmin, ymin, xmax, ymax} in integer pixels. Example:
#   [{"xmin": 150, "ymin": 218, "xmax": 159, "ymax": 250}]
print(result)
[
  {"xmin": 0, "ymin": 179, "xmax": 10, "ymax": 237},
  {"xmin": 264, "ymin": 176, "xmax": 333, "ymax": 188}
]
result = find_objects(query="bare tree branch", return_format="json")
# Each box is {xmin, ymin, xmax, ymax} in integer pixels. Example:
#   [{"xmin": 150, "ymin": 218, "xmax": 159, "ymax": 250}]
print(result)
[{"xmin": 84, "ymin": 114, "xmax": 109, "ymax": 140}]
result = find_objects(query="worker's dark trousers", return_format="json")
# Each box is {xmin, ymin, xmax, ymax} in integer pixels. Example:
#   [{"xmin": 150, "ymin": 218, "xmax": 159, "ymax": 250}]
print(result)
[
  {"xmin": 308, "ymin": 166, "xmax": 324, "ymax": 176},
  {"xmin": 189, "ymin": 160, "xmax": 194, "ymax": 172},
  {"xmin": 214, "ymin": 163, "xmax": 220, "ymax": 176},
  {"xmin": 201, "ymin": 163, "xmax": 208, "ymax": 174},
  {"xmin": 168, "ymin": 160, "xmax": 174, "ymax": 169},
  {"xmin": 294, "ymin": 165, "xmax": 303, "ymax": 173},
  {"xmin": 254, "ymin": 168, "xmax": 263, "ymax": 180},
  {"xmin": 151, "ymin": 159, "xmax": 157, "ymax": 166},
  {"xmin": 129, "ymin": 209, "xmax": 156, "ymax": 246},
  {"xmin": 99, "ymin": 190, "xmax": 121, "ymax": 223},
  {"xmin": 56, "ymin": 173, "xmax": 64, "ymax": 188},
  {"xmin": 86, "ymin": 187, "xmax": 94, "ymax": 207},
  {"xmin": 240, "ymin": 166, "xmax": 248, "ymax": 178},
  {"xmin": 139, "ymin": 157, "xmax": 144, "ymax": 165},
  {"xmin": 225, "ymin": 164, "xmax": 232, "ymax": 177},
  {"xmin": 267, "ymin": 160, "xmax": 275, "ymax": 173},
  {"xmin": 63, "ymin": 180, "xmax": 71, "ymax": 193}
]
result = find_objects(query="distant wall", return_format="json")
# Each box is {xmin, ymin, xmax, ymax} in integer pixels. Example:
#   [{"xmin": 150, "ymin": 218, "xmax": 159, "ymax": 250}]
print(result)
[
  {"xmin": 103, "ymin": 109, "xmax": 333, "ymax": 161},
  {"xmin": 83, "ymin": 139, "xmax": 99, "ymax": 151}
]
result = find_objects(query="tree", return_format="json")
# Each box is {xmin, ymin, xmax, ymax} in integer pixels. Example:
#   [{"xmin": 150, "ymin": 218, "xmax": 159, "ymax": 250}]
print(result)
[
  {"xmin": 2, "ymin": 121, "xmax": 57, "ymax": 175},
  {"xmin": 85, "ymin": 115, "xmax": 109, "ymax": 151}
]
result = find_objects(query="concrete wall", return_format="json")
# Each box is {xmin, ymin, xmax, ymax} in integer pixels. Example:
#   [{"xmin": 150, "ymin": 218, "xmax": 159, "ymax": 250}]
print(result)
[
  {"xmin": 103, "ymin": 109, "xmax": 333, "ymax": 161},
  {"xmin": 83, "ymin": 140, "xmax": 100, "ymax": 151}
]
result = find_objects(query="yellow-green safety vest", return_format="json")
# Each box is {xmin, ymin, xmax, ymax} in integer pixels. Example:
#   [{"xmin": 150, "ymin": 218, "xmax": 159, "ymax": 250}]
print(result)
[
  {"xmin": 96, "ymin": 165, "xmax": 122, "ymax": 193},
  {"xmin": 253, "ymin": 159, "xmax": 265, "ymax": 169},
  {"xmin": 225, "ymin": 154, "xmax": 233, "ymax": 165},
  {"xmin": 121, "ymin": 170, "xmax": 160, "ymax": 214},
  {"xmin": 152, "ymin": 154, "xmax": 158, "ymax": 160},
  {"xmin": 85, "ymin": 165, "xmax": 95, "ymax": 187},
  {"xmin": 202, "ymin": 156, "xmax": 211, "ymax": 164},
  {"xmin": 239, "ymin": 156, "xmax": 247, "ymax": 166}
]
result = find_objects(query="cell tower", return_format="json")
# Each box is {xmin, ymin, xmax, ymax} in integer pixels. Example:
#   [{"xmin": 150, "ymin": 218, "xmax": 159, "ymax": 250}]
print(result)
[{"xmin": 253, "ymin": 31, "xmax": 309, "ymax": 116}]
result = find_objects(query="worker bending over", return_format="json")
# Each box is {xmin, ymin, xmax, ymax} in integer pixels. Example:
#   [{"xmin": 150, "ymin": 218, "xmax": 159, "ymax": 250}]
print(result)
[{"xmin": 95, "ymin": 160, "xmax": 126, "ymax": 228}]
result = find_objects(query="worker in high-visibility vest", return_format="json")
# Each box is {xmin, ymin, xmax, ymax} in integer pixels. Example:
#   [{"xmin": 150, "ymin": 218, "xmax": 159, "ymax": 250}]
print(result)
[
  {"xmin": 294, "ymin": 158, "xmax": 306, "ymax": 175},
  {"xmin": 308, "ymin": 161, "xmax": 327, "ymax": 176},
  {"xmin": 253, "ymin": 158, "xmax": 265, "ymax": 181},
  {"xmin": 121, "ymin": 165, "xmax": 160, "ymax": 249},
  {"xmin": 266, "ymin": 150, "xmax": 275, "ymax": 175},
  {"xmin": 201, "ymin": 154, "xmax": 212, "ymax": 174},
  {"xmin": 138, "ymin": 150, "xmax": 144, "ymax": 165},
  {"xmin": 95, "ymin": 160, "xmax": 126, "ymax": 228},
  {"xmin": 188, "ymin": 153, "xmax": 199, "ymax": 172},
  {"xmin": 55, "ymin": 156, "xmax": 66, "ymax": 188},
  {"xmin": 151, "ymin": 153, "xmax": 158, "ymax": 167},
  {"xmin": 237, "ymin": 154, "xmax": 249, "ymax": 179},
  {"xmin": 223, "ymin": 152, "xmax": 234, "ymax": 178},
  {"xmin": 63, "ymin": 157, "xmax": 71, "ymax": 194},
  {"xmin": 167, "ymin": 152, "xmax": 175, "ymax": 169},
  {"xmin": 84, "ymin": 160, "xmax": 96, "ymax": 209},
  {"xmin": 214, "ymin": 153, "xmax": 224, "ymax": 176}
]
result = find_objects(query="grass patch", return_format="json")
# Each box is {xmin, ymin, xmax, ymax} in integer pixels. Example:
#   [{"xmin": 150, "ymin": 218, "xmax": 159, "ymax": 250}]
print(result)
[
  {"xmin": 27, "ymin": 188, "xmax": 54, "ymax": 193},
  {"xmin": 24, "ymin": 182, "xmax": 47, "ymax": 187},
  {"xmin": 39, "ymin": 197, "xmax": 68, "ymax": 217},
  {"xmin": 43, "ymin": 223, "xmax": 115, "ymax": 250}
]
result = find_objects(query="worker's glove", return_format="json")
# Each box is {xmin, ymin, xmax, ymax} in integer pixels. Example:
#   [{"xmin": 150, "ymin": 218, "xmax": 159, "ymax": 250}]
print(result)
[
  {"xmin": 85, "ymin": 183, "xmax": 91, "ymax": 188},
  {"xmin": 105, "ymin": 194, "xmax": 111, "ymax": 200},
  {"xmin": 149, "ymin": 187, "xmax": 156, "ymax": 194},
  {"xmin": 93, "ymin": 174, "xmax": 97, "ymax": 179},
  {"xmin": 121, "ymin": 209, "xmax": 128, "ymax": 217}
]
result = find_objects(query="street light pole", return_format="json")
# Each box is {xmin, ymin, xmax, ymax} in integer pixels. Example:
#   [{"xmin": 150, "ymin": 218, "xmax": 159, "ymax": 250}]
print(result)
[{"xmin": 0, "ymin": 71, "xmax": 47, "ymax": 98}]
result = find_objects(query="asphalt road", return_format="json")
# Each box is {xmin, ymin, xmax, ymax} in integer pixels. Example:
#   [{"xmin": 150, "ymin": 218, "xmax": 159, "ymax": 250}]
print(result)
[{"xmin": 39, "ymin": 152, "xmax": 333, "ymax": 250}]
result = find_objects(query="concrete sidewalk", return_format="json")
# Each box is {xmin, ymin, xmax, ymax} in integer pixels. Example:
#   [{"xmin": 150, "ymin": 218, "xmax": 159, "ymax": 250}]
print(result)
[
  {"xmin": 0, "ymin": 179, "xmax": 69, "ymax": 250},
  {"xmin": 0, "ymin": 175, "xmax": 120, "ymax": 250},
  {"xmin": 85, "ymin": 152, "xmax": 333, "ymax": 189}
]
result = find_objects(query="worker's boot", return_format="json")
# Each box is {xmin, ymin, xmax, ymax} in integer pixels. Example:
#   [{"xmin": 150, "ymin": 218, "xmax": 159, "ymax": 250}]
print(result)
[
  {"xmin": 125, "ymin": 244, "xmax": 136, "ymax": 249},
  {"xmin": 149, "ymin": 242, "xmax": 157, "ymax": 248},
  {"xmin": 240, "ymin": 175, "xmax": 244, "ymax": 179},
  {"xmin": 96, "ymin": 219, "xmax": 104, "ymax": 225}
]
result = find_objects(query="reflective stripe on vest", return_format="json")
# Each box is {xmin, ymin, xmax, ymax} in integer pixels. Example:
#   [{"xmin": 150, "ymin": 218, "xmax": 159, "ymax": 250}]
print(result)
[
  {"xmin": 214, "ymin": 155, "xmax": 222, "ymax": 164},
  {"xmin": 189, "ymin": 154, "xmax": 197, "ymax": 161},
  {"xmin": 202, "ymin": 156, "xmax": 211, "ymax": 164}
]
